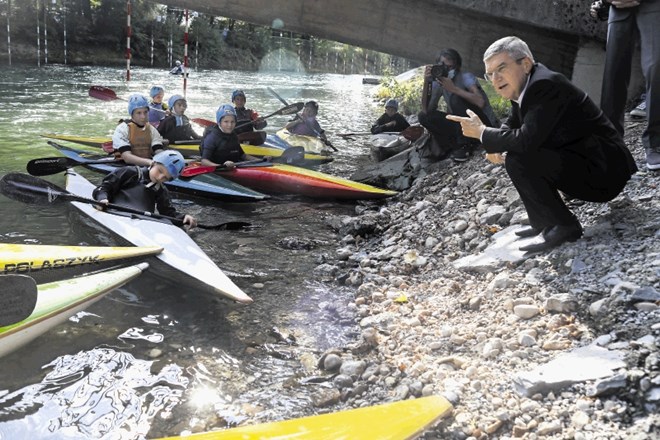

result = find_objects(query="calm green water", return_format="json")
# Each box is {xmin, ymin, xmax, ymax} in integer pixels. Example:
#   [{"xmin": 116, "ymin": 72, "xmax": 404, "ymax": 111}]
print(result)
[{"xmin": 0, "ymin": 64, "xmax": 383, "ymax": 439}]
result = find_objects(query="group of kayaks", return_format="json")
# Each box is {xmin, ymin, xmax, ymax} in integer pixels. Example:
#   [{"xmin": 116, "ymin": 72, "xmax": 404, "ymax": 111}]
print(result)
[{"xmin": 0, "ymin": 126, "xmax": 448, "ymax": 437}]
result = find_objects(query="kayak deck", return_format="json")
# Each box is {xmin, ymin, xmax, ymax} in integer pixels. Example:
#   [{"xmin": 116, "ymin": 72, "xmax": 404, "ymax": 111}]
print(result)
[
  {"xmin": 0, "ymin": 263, "xmax": 149, "ymax": 359},
  {"xmin": 155, "ymin": 395, "xmax": 452, "ymax": 440},
  {"xmin": 217, "ymin": 163, "xmax": 398, "ymax": 199},
  {"xmin": 48, "ymin": 142, "xmax": 268, "ymax": 202},
  {"xmin": 65, "ymin": 170, "xmax": 252, "ymax": 304}
]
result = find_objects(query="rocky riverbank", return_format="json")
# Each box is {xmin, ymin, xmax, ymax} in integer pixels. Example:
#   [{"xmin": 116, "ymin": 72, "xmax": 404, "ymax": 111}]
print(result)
[{"xmin": 317, "ymin": 119, "xmax": 659, "ymax": 439}]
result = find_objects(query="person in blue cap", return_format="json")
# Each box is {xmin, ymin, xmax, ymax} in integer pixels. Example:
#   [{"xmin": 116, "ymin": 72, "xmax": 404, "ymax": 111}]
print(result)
[
  {"xmin": 199, "ymin": 104, "xmax": 258, "ymax": 170},
  {"xmin": 148, "ymin": 85, "xmax": 168, "ymax": 126},
  {"xmin": 111, "ymin": 94, "xmax": 165, "ymax": 167},
  {"xmin": 93, "ymin": 150, "xmax": 197, "ymax": 228},
  {"xmin": 157, "ymin": 94, "xmax": 201, "ymax": 143},
  {"xmin": 371, "ymin": 98, "xmax": 410, "ymax": 134},
  {"xmin": 231, "ymin": 89, "xmax": 267, "ymax": 135}
]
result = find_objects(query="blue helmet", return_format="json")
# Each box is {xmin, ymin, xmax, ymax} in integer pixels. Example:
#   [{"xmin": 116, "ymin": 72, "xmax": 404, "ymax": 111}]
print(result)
[
  {"xmin": 231, "ymin": 89, "xmax": 246, "ymax": 102},
  {"xmin": 168, "ymin": 94, "xmax": 186, "ymax": 110},
  {"xmin": 385, "ymin": 98, "xmax": 398, "ymax": 110},
  {"xmin": 216, "ymin": 104, "xmax": 237, "ymax": 123},
  {"xmin": 152, "ymin": 150, "xmax": 185, "ymax": 180},
  {"xmin": 150, "ymin": 85, "xmax": 164, "ymax": 98},
  {"xmin": 127, "ymin": 94, "xmax": 149, "ymax": 116}
]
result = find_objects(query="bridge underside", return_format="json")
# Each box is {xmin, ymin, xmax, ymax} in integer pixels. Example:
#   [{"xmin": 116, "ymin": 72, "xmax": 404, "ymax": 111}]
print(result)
[{"xmin": 157, "ymin": 0, "xmax": 642, "ymax": 103}]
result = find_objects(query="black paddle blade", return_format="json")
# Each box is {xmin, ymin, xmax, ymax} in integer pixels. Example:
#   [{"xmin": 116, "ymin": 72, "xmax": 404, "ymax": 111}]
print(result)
[
  {"xmin": 26, "ymin": 157, "xmax": 73, "ymax": 176},
  {"xmin": 276, "ymin": 147, "xmax": 305, "ymax": 164},
  {"xmin": 0, "ymin": 172, "xmax": 70, "ymax": 205},
  {"xmin": 199, "ymin": 221, "xmax": 252, "ymax": 231},
  {"xmin": 280, "ymin": 102, "xmax": 304, "ymax": 115},
  {"xmin": 0, "ymin": 275, "xmax": 38, "ymax": 327}
]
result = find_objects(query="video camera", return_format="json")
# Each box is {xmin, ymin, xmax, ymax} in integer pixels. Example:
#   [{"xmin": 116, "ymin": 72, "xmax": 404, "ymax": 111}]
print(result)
[{"xmin": 430, "ymin": 64, "xmax": 449, "ymax": 81}]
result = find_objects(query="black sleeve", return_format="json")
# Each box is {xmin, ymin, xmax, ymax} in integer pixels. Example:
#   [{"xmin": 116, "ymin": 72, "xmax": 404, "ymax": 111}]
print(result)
[
  {"xmin": 393, "ymin": 114, "xmax": 410, "ymax": 132},
  {"xmin": 92, "ymin": 166, "xmax": 138, "ymax": 202},
  {"xmin": 154, "ymin": 187, "xmax": 183, "ymax": 219}
]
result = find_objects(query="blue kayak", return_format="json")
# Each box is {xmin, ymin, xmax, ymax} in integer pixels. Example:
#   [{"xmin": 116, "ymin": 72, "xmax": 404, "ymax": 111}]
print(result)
[{"xmin": 47, "ymin": 142, "xmax": 269, "ymax": 202}]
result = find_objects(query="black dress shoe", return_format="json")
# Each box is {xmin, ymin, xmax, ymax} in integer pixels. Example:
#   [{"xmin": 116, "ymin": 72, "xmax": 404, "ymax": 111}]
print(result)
[
  {"xmin": 515, "ymin": 226, "xmax": 542, "ymax": 238},
  {"xmin": 519, "ymin": 223, "xmax": 583, "ymax": 253}
]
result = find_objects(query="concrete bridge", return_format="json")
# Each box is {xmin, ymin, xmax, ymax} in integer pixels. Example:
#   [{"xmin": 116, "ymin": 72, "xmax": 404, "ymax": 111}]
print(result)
[{"xmin": 156, "ymin": 0, "xmax": 643, "ymax": 103}]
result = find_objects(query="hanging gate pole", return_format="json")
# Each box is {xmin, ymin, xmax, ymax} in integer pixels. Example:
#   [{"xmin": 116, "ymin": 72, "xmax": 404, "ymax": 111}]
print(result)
[{"xmin": 125, "ymin": 0, "xmax": 131, "ymax": 81}]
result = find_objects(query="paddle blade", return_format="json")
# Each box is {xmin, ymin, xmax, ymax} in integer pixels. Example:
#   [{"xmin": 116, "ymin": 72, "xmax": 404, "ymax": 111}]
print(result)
[
  {"xmin": 401, "ymin": 125, "xmax": 425, "ymax": 142},
  {"xmin": 26, "ymin": 157, "xmax": 74, "ymax": 176},
  {"xmin": 275, "ymin": 146, "xmax": 305, "ymax": 164},
  {"xmin": 180, "ymin": 164, "xmax": 217, "ymax": 178},
  {"xmin": 199, "ymin": 221, "xmax": 252, "ymax": 231},
  {"xmin": 89, "ymin": 85, "xmax": 119, "ymax": 101},
  {"xmin": 0, "ymin": 275, "xmax": 38, "ymax": 327},
  {"xmin": 278, "ymin": 102, "xmax": 304, "ymax": 116},
  {"xmin": 191, "ymin": 117, "xmax": 215, "ymax": 127},
  {"xmin": 0, "ymin": 172, "xmax": 71, "ymax": 205}
]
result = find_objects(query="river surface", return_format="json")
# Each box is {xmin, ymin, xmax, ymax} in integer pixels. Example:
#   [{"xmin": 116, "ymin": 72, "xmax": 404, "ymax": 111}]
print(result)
[{"xmin": 0, "ymin": 65, "xmax": 385, "ymax": 439}]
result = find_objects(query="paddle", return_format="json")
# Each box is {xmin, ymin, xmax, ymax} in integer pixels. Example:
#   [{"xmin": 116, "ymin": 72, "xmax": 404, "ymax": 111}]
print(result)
[
  {"xmin": 337, "ymin": 125, "xmax": 424, "ymax": 141},
  {"xmin": 27, "ymin": 156, "xmax": 124, "ymax": 176},
  {"xmin": 89, "ymin": 85, "xmax": 125, "ymax": 102},
  {"xmin": 191, "ymin": 117, "xmax": 215, "ymax": 127},
  {"xmin": 173, "ymin": 130, "xmax": 267, "ymax": 147},
  {"xmin": 180, "ymin": 146, "xmax": 305, "ymax": 178},
  {"xmin": 0, "ymin": 173, "xmax": 251, "ymax": 231},
  {"xmin": 266, "ymin": 87, "xmax": 338, "ymax": 152},
  {"xmin": 0, "ymin": 275, "xmax": 39, "ymax": 327},
  {"xmin": 234, "ymin": 102, "xmax": 304, "ymax": 131}
]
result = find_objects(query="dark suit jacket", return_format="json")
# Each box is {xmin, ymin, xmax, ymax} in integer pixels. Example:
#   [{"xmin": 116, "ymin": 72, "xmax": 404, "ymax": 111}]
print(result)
[{"xmin": 482, "ymin": 63, "xmax": 637, "ymax": 177}]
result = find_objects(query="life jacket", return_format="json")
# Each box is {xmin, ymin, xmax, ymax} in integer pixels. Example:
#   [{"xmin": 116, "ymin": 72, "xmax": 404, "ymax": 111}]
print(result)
[{"xmin": 127, "ymin": 121, "xmax": 153, "ymax": 159}]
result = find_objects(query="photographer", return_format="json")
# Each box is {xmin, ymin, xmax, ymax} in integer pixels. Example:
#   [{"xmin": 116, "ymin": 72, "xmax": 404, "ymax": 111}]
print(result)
[{"xmin": 418, "ymin": 48, "xmax": 499, "ymax": 162}]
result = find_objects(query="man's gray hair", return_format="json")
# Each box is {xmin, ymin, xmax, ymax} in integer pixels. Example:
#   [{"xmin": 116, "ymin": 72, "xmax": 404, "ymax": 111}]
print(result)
[{"xmin": 483, "ymin": 36, "xmax": 534, "ymax": 63}]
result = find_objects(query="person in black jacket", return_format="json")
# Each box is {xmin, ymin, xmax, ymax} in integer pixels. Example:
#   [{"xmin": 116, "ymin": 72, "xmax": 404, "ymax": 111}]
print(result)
[
  {"xmin": 200, "ymin": 104, "xmax": 258, "ymax": 170},
  {"xmin": 231, "ymin": 90, "xmax": 267, "ymax": 135},
  {"xmin": 93, "ymin": 150, "xmax": 197, "ymax": 228},
  {"xmin": 157, "ymin": 95, "xmax": 201, "ymax": 143},
  {"xmin": 371, "ymin": 99, "xmax": 410, "ymax": 134},
  {"xmin": 448, "ymin": 36, "xmax": 637, "ymax": 253}
]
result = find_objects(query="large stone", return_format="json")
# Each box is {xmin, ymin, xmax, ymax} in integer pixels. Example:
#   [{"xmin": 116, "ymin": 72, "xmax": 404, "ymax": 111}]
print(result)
[{"xmin": 513, "ymin": 345, "xmax": 626, "ymax": 397}]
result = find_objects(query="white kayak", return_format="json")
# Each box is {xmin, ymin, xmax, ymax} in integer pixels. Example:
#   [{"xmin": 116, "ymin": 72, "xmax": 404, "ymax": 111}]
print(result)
[
  {"xmin": 0, "ymin": 263, "xmax": 148, "ymax": 359},
  {"xmin": 64, "ymin": 170, "xmax": 252, "ymax": 304}
]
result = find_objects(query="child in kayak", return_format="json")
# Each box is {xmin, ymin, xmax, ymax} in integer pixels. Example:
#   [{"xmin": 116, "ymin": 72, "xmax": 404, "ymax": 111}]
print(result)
[
  {"xmin": 371, "ymin": 99, "xmax": 410, "ymax": 134},
  {"xmin": 112, "ymin": 94, "xmax": 166, "ymax": 167},
  {"xmin": 231, "ymin": 89, "xmax": 267, "ymax": 135},
  {"xmin": 157, "ymin": 94, "xmax": 201, "ymax": 143},
  {"xmin": 284, "ymin": 100, "xmax": 328, "ymax": 143},
  {"xmin": 92, "ymin": 150, "xmax": 197, "ymax": 228},
  {"xmin": 199, "ymin": 104, "xmax": 258, "ymax": 170},
  {"xmin": 148, "ymin": 85, "xmax": 168, "ymax": 126}
]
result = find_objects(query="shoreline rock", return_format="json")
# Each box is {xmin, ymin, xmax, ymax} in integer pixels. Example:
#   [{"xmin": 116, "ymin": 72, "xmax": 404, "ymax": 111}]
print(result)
[{"xmin": 323, "ymin": 119, "xmax": 659, "ymax": 438}]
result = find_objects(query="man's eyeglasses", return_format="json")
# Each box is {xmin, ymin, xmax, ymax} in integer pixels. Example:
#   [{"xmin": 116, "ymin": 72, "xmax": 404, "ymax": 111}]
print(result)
[{"xmin": 484, "ymin": 57, "xmax": 526, "ymax": 82}]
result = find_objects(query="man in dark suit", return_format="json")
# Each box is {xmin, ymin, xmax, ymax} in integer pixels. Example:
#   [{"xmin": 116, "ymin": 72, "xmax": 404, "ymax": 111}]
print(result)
[{"xmin": 448, "ymin": 36, "xmax": 638, "ymax": 253}]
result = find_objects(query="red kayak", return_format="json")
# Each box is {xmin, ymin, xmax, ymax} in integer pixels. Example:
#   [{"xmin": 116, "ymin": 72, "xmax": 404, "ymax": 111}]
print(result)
[{"xmin": 205, "ymin": 163, "xmax": 397, "ymax": 200}]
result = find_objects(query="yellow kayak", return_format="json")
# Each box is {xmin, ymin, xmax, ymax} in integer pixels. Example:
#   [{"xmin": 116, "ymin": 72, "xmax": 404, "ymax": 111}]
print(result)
[
  {"xmin": 0, "ymin": 243, "xmax": 162, "ymax": 278},
  {"xmin": 41, "ymin": 133, "xmax": 332, "ymax": 166},
  {"xmin": 0, "ymin": 263, "xmax": 149, "ymax": 359},
  {"xmin": 155, "ymin": 395, "xmax": 452, "ymax": 440}
]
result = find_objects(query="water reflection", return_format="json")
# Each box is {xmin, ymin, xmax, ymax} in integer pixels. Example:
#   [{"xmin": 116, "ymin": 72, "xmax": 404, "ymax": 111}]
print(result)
[{"xmin": 0, "ymin": 348, "xmax": 188, "ymax": 439}]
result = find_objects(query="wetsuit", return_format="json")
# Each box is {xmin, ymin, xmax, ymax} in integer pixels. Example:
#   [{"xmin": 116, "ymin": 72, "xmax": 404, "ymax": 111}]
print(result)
[
  {"xmin": 234, "ymin": 107, "xmax": 267, "ymax": 135},
  {"xmin": 371, "ymin": 113, "xmax": 410, "ymax": 134},
  {"xmin": 200, "ymin": 125, "xmax": 245, "ymax": 164},
  {"xmin": 157, "ymin": 114, "xmax": 201, "ymax": 143},
  {"xmin": 92, "ymin": 166, "xmax": 182, "ymax": 220}
]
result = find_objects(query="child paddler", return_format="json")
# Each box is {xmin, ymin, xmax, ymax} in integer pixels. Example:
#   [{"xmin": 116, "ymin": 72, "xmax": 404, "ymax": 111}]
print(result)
[
  {"xmin": 371, "ymin": 99, "xmax": 410, "ymax": 134},
  {"xmin": 92, "ymin": 150, "xmax": 197, "ymax": 228},
  {"xmin": 112, "ymin": 94, "xmax": 165, "ymax": 167},
  {"xmin": 231, "ymin": 89, "xmax": 267, "ymax": 135},
  {"xmin": 199, "ymin": 104, "xmax": 259, "ymax": 170},
  {"xmin": 157, "ymin": 95, "xmax": 201, "ymax": 143},
  {"xmin": 148, "ymin": 85, "xmax": 168, "ymax": 126}
]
